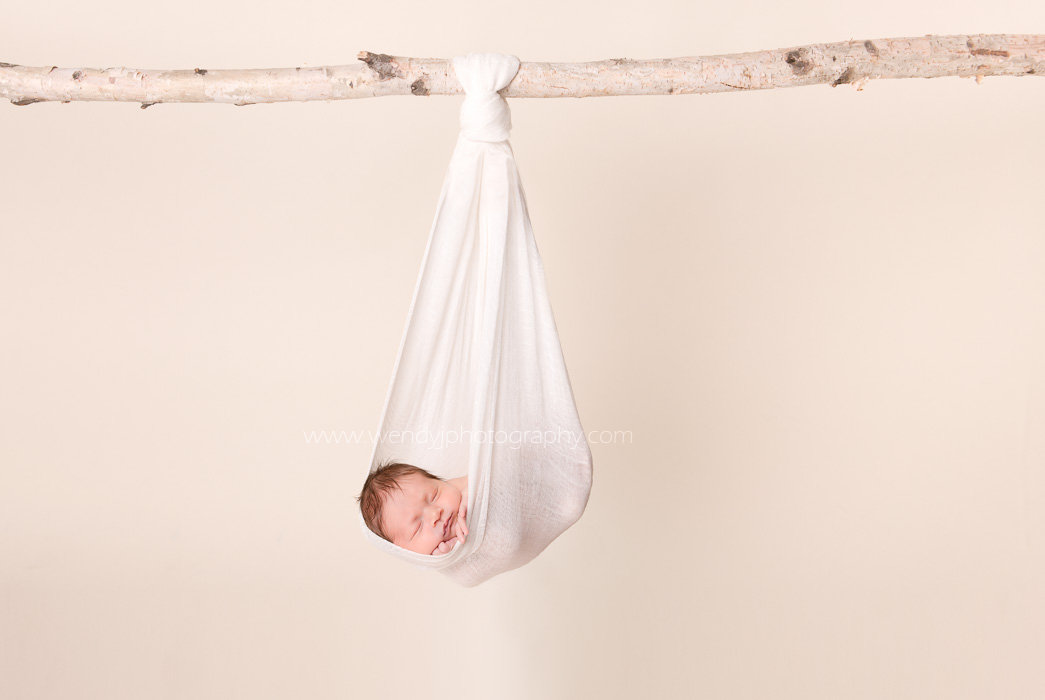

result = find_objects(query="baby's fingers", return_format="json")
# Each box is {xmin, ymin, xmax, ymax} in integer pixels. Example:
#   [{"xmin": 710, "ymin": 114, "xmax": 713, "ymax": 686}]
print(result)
[{"xmin": 457, "ymin": 503, "xmax": 468, "ymax": 537}]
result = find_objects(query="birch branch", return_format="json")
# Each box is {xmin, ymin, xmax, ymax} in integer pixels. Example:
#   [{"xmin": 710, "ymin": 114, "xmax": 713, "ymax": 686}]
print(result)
[{"xmin": 2, "ymin": 34, "xmax": 1041, "ymax": 108}]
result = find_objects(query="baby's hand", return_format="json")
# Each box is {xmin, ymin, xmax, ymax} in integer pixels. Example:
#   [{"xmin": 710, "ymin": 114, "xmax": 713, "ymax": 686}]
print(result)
[
  {"xmin": 453, "ymin": 500, "xmax": 468, "ymax": 543},
  {"xmin": 430, "ymin": 502, "xmax": 469, "ymax": 556},
  {"xmin": 432, "ymin": 537, "xmax": 457, "ymax": 556}
]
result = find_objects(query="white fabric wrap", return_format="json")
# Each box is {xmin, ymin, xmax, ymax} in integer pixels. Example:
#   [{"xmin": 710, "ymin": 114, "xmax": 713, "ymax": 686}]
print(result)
[{"xmin": 357, "ymin": 52, "xmax": 593, "ymax": 587}]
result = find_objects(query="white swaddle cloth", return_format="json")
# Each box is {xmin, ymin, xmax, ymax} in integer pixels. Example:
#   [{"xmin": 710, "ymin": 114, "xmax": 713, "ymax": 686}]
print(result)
[{"xmin": 357, "ymin": 53, "xmax": 593, "ymax": 587}]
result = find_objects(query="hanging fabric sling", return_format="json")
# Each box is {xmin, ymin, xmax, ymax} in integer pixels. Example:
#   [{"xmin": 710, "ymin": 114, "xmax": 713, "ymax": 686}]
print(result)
[{"xmin": 357, "ymin": 53, "xmax": 594, "ymax": 587}]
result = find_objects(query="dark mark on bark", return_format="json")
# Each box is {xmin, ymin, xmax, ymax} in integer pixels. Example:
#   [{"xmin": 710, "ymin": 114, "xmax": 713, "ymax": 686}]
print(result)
[
  {"xmin": 48, "ymin": 66, "xmax": 57, "ymax": 73},
  {"xmin": 1028, "ymin": 68, "xmax": 1036, "ymax": 74},
  {"xmin": 410, "ymin": 78, "xmax": 429, "ymax": 96},
  {"xmin": 358, "ymin": 51, "xmax": 403, "ymax": 80},
  {"xmin": 611, "ymin": 58, "xmax": 628, "ymax": 65},
  {"xmin": 971, "ymin": 48, "xmax": 1010, "ymax": 57},
  {"xmin": 785, "ymin": 49, "xmax": 812, "ymax": 75},
  {"xmin": 194, "ymin": 68, "xmax": 207, "ymax": 75},
  {"xmin": 72, "ymin": 70, "xmax": 83, "ymax": 80},
  {"xmin": 12, "ymin": 98, "xmax": 45, "ymax": 105},
  {"xmin": 0, "ymin": 62, "xmax": 19, "ymax": 68},
  {"xmin": 832, "ymin": 67, "xmax": 856, "ymax": 86},
  {"xmin": 864, "ymin": 40, "xmax": 879, "ymax": 57},
  {"xmin": 140, "ymin": 102, "xmax": 158, "ymax": 109}
]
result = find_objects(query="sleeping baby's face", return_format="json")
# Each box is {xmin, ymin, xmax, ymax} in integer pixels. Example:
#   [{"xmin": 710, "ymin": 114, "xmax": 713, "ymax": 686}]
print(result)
[{"xmin": 380, "ymin": 473, "xmax": 465, "ymax": 556}]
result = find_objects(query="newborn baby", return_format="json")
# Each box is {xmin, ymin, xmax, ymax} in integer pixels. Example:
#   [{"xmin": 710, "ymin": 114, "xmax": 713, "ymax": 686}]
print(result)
[{"xmin": 357, "ymin": 461, "xmax": 468, "ymax": 556}]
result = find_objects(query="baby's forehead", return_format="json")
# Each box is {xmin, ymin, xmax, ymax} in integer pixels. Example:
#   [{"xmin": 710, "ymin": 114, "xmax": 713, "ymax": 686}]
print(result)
[
  {"xmin": 392, "ymin": 472, "xmax": 433, "ymax": 492},
  {"xmin": 383, "ymin": 474, "xmax": 432, "ymax": 506}
]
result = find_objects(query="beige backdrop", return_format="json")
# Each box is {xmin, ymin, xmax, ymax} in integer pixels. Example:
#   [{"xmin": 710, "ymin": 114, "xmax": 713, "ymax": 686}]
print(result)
[{"xmin": 2, "ymin": 1, "xmax": 1044, "ymax": 698}]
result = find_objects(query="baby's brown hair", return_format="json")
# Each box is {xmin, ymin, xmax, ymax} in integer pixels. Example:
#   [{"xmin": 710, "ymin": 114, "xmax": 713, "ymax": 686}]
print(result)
[{"xmin": 357, "ymin": 460, "xmax": 443, "ymax": 542}]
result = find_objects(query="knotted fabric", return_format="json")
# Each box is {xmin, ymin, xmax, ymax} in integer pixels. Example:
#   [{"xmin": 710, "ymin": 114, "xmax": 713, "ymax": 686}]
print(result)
[
  {"xmin": 455, "ymin": 53, "xmax": 517, "ymax": 142},
  {"xmin": 357, "ymin": 53, "xmax": 593, "ymax": 587}
]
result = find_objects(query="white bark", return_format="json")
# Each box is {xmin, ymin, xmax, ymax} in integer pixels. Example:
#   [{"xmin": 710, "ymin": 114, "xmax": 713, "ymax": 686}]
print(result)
[{"xmin": 2, "ymin": 34, "xmax": 1041, "ymax": 108}]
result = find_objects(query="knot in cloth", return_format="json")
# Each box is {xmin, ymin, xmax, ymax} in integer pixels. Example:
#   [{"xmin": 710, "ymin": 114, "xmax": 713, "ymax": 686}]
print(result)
[{"xmin": 453, "ymin": 53, "xmax": 521, "ymax": 143}]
